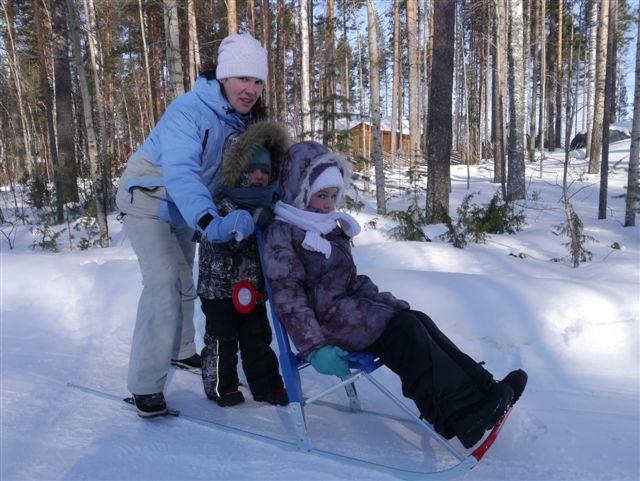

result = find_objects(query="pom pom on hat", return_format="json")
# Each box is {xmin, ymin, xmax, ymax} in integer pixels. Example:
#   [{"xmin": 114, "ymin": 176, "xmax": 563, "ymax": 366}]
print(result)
[{"xmin": 216, "ymin": 33, "xmax": 268, "ymax": 82}]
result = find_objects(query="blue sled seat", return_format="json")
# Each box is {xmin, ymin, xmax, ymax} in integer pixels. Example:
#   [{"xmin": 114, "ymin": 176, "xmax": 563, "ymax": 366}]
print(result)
[{"xmin": 293, "ymin": 351, "xmax": 383, "ymax": 375}]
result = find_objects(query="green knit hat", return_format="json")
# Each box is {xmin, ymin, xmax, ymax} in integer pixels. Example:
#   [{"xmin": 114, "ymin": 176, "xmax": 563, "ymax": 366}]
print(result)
[{"xmin": 246, "ymin": 145, "xmax": 272, "ymax": 175}]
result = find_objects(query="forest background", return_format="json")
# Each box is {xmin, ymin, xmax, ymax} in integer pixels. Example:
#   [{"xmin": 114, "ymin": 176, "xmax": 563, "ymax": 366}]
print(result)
[{"xmin": 0, "ymin": 0, "xmax": 638, "ymax": 262}]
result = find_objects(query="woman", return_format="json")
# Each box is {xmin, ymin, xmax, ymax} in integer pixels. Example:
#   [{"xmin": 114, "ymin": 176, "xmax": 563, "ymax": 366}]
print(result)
[{"xmin": 115, "ymin": 33, "xmax": 268, "ymax": 417}]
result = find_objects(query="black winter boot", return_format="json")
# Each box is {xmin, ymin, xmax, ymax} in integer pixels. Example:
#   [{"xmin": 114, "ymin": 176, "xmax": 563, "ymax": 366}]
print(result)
[
  {"xmin": 132, "ymin": 392, "xmax": 167, "ymax": 418},
  {"xmin": 171, "ymin": 353, "xmax": 202, "ymax": 370},
  {"xmin": 254, "ymin": 386, "xmax": 289, "ymax": 406},
  {"xmin": 452, "ymin": 383, "xmax": 513, "ymax": 449},
  {"xmin": 500, "ymin": 369, "xmax": 527, "ymax": 406},
  {"xmin": 209, "ymin": 389, "xmax": 245, "ymax": 407}
]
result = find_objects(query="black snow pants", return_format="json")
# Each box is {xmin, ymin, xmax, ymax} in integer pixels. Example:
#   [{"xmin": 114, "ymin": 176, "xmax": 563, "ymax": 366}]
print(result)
[
  {"xmin": 200, "ymin": 298, "xmax": 284, "ymax": 399},
  {"xmin": 366, "ymin": 309, "xmax": 495, "ymax": 437}
]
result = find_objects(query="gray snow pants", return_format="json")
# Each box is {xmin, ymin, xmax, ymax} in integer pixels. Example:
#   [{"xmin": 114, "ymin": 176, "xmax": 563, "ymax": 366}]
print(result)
[{"xmin": 124, "ymin": 214, "xmax": 197, "ymax": 394}]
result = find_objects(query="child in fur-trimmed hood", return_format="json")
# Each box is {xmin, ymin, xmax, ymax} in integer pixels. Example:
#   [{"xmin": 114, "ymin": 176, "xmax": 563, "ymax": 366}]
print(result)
[
  {"xmin": 198, "ymin": 121, "xmax": 289, "ymax": 408},
  {"xmin": 262, "ymin": 141, "xmax": 527, "ymax": 449}
]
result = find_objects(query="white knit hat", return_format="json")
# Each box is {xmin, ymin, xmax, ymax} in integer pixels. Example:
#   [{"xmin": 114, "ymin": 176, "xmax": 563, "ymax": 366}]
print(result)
[
  {"xmin": 216, "ymin": 33, "xmax": 268, "ymax": 82},
  {"xmin": 308, "ymin": 166, "xmax": 344, "ymax": 205}
]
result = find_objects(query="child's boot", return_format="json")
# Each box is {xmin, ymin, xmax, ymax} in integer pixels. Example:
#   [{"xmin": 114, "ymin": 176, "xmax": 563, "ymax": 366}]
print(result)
[
  {"xmin": 500, "ymin": 369, "xmax": 527, "ymax": 406},
  {"xmin": 451, "ymin": 383, "xmax": 513, "ymax": 449},
  {"xmin": 210, "ymin": 389, "xmax": 245, "ymax": 407},
  {"xmin": 254, "ymin": 386, "xmax": 289, "ymax": 406}
]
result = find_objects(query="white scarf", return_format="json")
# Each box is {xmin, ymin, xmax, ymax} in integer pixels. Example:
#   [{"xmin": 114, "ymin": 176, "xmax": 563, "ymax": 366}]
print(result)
[{"xmin": 274, "ymin": 201, "xmax": 361, "ymax": 258}]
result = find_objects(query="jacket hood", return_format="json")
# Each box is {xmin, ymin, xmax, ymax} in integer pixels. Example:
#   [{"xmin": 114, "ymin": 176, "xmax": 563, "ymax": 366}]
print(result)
[
  {"xmin": 279, "ymin": 141, "xmax": 352, "ymax": 209},
  {"xmin": 193, "ymin": 77, "xmax": 247, "ymax": 131},
  {"xmin": 216, "ymin": 121, "xmax": 291, "ymax": 189}
]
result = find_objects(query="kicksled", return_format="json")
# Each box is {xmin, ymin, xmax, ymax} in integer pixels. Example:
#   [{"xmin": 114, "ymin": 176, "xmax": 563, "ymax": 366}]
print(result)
[{"xmin": 67, "ymin": 230, "xmax": 515, "ymax": 479}]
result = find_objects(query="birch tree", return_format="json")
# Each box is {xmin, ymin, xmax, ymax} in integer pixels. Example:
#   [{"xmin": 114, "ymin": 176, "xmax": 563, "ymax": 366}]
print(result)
[
  {"xmin": 585, "ymin": 0, "xmax": 598, "ymax": 157},
  {"xmin": 84, "ymin": 0, "xmax": 110, "ymax": 208},
  {"xmin": 137, "ymin": 0, "xmax": 153, "ymax": 129},
  {"xmin": 588, "ymin": 0, "xmax": 610, "ymax": 173},
  {"xmin": 554, "ymin": 0, "xmax": 563, "ymax": 149},
  {"xmin": 507, "ymin": 0, "xmax": 526, "ymax": 200},
  {"xmin": 366, "ymin": 0, "xmax": 385, "ymax": 215},
  {"xmin": 186, "ymin": 0, "xmax": 200, "ymax": 90},
  {"xmin": 390, "ymin": 0, "xmax": 401, "ymax": 160},
  {"xmin": 300, "ymin": 0, "xmax": 312, "ymax": 139},
  {"xmin": 67, "ymin": 0, "xmax": 108, "ymax": 246},
  {"xmin": 492, "ymin": 0, "xmax": 507, "ymax": 190},
  {"xmin": 538, "ymin": 0, "xmax": 547, "ymax": 170},
  {"xmin": 227, "ymin": 0, "xmax": 238, "ymax": 34},
  {"xmin": 528, "ymin": 0, "xmax": 539, "ymax": 161},
  {"xmin": 1, "ymin": 0, "xmax": 34, "ymax": 176},
  {"xmin": 624, "ymin": 13, "xmax": 640, "ymax": 227},
  {"xmin": 407, "ymin": 0, "xmax": 422, "ymax": 168},
  {"xmin": 426, "ymin": 0, "xmax": 455, "ymax": 223},
  {"xmin": 163, "ymin": 0, "xmax": 185, "ymax": 101}
]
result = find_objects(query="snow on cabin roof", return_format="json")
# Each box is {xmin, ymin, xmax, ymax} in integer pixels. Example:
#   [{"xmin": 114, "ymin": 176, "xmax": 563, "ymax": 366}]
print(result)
[{"xmin": 334, "ymin": 117, "xmax": 417, "ymax": 135}]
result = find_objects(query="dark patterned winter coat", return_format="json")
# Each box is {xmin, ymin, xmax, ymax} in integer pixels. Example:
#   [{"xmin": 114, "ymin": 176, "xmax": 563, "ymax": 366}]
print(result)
[
  {"xmin": 198, "ymin": 122, "xmax": 289, "ymax": 300},
  {"xmin": 262, "ymin": 141, "xmax": 410, "ymax": 358}
]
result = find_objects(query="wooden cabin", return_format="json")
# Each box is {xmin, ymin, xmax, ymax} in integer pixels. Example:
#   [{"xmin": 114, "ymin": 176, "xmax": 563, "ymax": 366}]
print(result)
[{"xmin": 343, "ymin": 119, "xmax": 412, "ymax": 158}]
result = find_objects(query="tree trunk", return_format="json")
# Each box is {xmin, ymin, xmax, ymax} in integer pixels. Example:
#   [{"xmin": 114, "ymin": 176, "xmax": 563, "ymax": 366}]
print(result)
[
  {"xmin": 624, "ymin": 14, "xmax": 640, "ymax": 227},
  {"xmin": 2, "ymin": 0, "xmax": 35, "ymax": 177},
  {"xmin": 426, "ymin": 0, "xmax": 455, "ymax": 223},
  {"xmin": 227, "ymin": 0, "xmax": 238, "ymax": 34},
  {"xmin": 507, "ymin": 0, "xmax": 526, "ymax": 200},
  {"xmin": 407, "ymin": 0, "xmax": 422, "ymax": 168},
  {"xmin": 492, "ymin": 0, "xmax": 507, "ymax": 190},
  {"xmin": 149, "ymin": 5, "xmax": 164, "ymax": 123},
  {"xmin": 366, "ymin": 0, "xmax": 385, "ymax": 215},
  {"xmin": 51, "ymin": 0, "xmax": 79, "ymax": 203},
  {"xmin": 276, "ymin": 0, "xmax": 287, "ymax": 123},
  {"xmin": 528, "ymin": 0, "xmax": 539, "ymax": 161},
  {"xmin": 585, "ymin": 0, "xmax": 598, "ymax": 156},
  {"xmin": 588, "ymin": 0, "xmax": 609, "ymax": 173},
  {"xmin": 538, "ymin": 0, "xmax": 546, "ymax": 172},
  {"xmin": 33, "ymin": 0, "xmax": 64, "ymax": 221},
  {"xmin": 262, "ymin": 0, "xmax": 274, "ymax": 117},
  {"xmin": 423, "ymin": 0, "xmax": 433, "ymax": 153},
  {"xmin": 555, "ymin": 0, "xmax": 563, "ymax": 149},
  {"xmin": 300, "ymin": 0, "xmax": 312, "ymax": 139},
  {"xmin": 248, "ymin": 0, "xmax": 256, "ymax": 36},
  {"xmin": 164, "ymin": 0, "xmax": 185, "ymax": 101},
  {"xmin": 186, "ymin": 0, "xmax": 200, "ymax": 90},
  {"xmin": 321, "ymin": 0, "xmax": 336, "ymax": 146},
  {"xmin": 66, "ymin": 0, "xmax": 109, "ymax": 246},
  {"xmin": 598, "ymin": 0, "xmax": 617, "ymax": 219},
  {"xmin": 83, "ymin": 0, "xmax": 111, "ymax": 211},
  {"xmin": 138, "ymin": 0, "xmax": 154, "ymax": 130}
]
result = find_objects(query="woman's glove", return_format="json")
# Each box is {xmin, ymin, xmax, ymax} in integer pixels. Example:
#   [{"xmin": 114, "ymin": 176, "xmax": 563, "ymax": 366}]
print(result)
[
  {"xmin": 201, "ymin": 210, "xmax": 254, "ymax": 243},
  {"xmin": 307, "ymin": 345, "xmax": 350, "ymax": 378}
]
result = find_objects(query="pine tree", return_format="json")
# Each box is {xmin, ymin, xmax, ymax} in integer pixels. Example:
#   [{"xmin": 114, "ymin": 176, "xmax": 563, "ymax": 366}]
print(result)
[{"xmin": 426, "ymin": 0, "xmax": 455, "ymax": 223}]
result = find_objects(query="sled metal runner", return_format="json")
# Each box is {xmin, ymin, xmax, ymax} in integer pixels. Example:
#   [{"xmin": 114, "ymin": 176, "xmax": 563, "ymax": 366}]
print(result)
[
  {"xmin": 66, "ymin": 381, "xmax": 510, "ymax": 480},
  {"xmin": 255, "ymin": 230, "xmax": 509, "ymax": 479}
]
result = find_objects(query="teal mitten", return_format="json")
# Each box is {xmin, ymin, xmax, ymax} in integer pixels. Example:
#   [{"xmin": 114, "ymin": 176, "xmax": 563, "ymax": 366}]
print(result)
[{"xmin": 307, "ymin": 345, "xmax": 350, "ymax": 378}]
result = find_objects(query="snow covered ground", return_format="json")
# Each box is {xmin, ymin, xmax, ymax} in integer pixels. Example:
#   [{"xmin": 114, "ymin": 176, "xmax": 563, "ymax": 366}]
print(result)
[{"xmin": 1, "ymin": 141, "xmax": 638, "ymax": 480}]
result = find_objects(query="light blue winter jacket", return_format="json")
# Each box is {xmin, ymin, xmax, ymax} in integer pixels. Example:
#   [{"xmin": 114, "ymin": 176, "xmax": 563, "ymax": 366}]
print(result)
[{"xmin": 115, "ymin": 77, "xmax": 248, "ymax": 229}]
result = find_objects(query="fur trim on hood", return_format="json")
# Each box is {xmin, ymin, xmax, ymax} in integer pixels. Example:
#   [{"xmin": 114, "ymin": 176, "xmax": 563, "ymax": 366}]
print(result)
[{"xmin": 217, "ymin": 121, "xmax": 290, "ymax": 189}]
